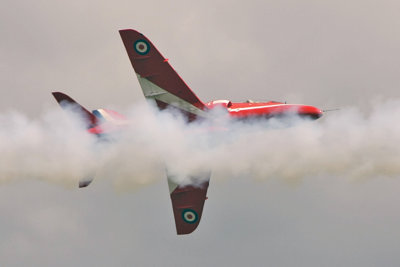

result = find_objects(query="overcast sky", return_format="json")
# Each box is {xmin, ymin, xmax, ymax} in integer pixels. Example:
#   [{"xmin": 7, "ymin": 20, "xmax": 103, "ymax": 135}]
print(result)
[{"xmin": 1, "ymin": 0, "xmax": 400, "ymax": 266}]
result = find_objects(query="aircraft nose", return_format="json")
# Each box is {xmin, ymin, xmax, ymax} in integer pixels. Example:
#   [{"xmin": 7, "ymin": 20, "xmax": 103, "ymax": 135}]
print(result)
[
  {"xmin": 298, "ymin": 105, "xmax": 323, "ymax": 119},
  {"xmin": 314, "ymin": 107, "xmax": 323, "ymax": 118}
]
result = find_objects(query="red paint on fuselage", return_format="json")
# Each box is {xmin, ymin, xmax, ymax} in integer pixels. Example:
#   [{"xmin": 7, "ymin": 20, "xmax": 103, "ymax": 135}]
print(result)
[
  {"xmin": 88, "ymin": 123, "xmax": 128, "ymax": 135},
  {"xmin": 206, "ymin": 100, "xmax": 323, "ymax": 120},
  {"xmin": 88, "ymin": 100, "xmax": 322, "ymax": 135}
]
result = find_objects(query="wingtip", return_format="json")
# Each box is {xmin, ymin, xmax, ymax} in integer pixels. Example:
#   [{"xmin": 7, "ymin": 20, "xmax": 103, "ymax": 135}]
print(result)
[
  {"xmin": 51, "ymin": 92, "xmax": 71, "ymax": 104},
  {"xmin": 119, "ymin": 29, "xmax": 140, "ymax": 34},
  {"xmin": 176, "ymin": 223, "xmax": 200, "ymax": 235}
]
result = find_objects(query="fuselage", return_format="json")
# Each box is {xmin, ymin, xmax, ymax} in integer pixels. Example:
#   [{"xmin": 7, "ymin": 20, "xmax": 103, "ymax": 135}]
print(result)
[
  {"xmin": 87, "ymin": 100, "xmax": 323, "ymax": 135},
  {"xmin": 206, "ymin": 100, "xmax": 323, "ymax": 120}
]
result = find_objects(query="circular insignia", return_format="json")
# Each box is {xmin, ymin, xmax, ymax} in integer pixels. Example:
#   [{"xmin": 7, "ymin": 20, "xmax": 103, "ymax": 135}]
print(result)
[
  {"xmin": 182, "ymin": 209, "xmax": 198, "ymax": 224},
  {"xmin": 134, "ymin": 39, "xmax": 150, "ymax": 55}
]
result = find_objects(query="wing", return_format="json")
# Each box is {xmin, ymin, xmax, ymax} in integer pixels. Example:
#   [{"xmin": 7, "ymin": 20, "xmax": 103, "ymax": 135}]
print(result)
[
  {"xmin": 120, "ymin": 30, "xmax": 211, "ymax": 234},
  {"xmin": 167, "ymin": 172, "xmax": 210, "ymax": 235},
  {"xmin": 119, "ymin": 29, "xmax": 208, "ymax": 122}
]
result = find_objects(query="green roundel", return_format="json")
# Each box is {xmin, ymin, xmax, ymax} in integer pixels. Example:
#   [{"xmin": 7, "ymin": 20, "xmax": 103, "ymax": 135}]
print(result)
[
  {"xmin": 134, "ymin": 39, "xmax": 150, "ymax": 55},
  {"xmin": 182, "ymin": 209, "xmax": 198, "ymax": 224}
]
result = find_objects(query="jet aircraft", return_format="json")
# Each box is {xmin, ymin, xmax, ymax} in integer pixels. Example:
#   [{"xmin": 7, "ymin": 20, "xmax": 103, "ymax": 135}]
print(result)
[{"xmin": 53, "ymin": 29, "xmax": 323, "ymax": 235}]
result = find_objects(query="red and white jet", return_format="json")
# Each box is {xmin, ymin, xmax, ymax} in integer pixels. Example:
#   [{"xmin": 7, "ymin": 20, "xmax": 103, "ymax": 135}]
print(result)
[{"xmin": 53, "ymin": 29, "xmax": 323, "ymax": 235}]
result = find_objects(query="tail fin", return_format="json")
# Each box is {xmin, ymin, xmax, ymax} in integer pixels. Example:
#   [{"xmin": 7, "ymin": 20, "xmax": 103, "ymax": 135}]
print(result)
[
  {"xmin": 52, "ymin": 92, "xmax": 99, "ymax": 127},
  {"xmin": 119, "ymin": 29, "xmax": 208, "ymax": 121}
]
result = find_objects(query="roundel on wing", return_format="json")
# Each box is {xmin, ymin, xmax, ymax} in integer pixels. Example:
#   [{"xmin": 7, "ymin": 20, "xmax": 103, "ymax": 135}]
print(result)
[
  {"xmin": 182, "ymin": 209, "xmax": 198, "ymax": 224},
  {"xmin": 134, "ymin": 39, "xmax": 150, "ymax": 55}
]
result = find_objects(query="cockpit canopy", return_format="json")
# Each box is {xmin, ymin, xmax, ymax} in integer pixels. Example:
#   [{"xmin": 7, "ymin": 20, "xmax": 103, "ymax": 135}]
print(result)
[
  {"xmin": 206, "ymin": 100, "xmax": 232, "ymax": 108},
  {"xmin": 92, "ymin": 109, "xmax": 127, "ymax": 123}
]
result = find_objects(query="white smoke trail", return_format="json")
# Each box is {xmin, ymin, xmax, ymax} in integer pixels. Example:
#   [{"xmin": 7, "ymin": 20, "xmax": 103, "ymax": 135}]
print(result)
[
  {"xmin": 95, "ymin": 99, "xmax": 400, "ymax": 188},
  {"xmin": 1, "ymin": 99, "xmax": 400, "ymax": 189},
  {"xmin": 0, "ymin": 109, "xmax": 98, "ymax": 187}
]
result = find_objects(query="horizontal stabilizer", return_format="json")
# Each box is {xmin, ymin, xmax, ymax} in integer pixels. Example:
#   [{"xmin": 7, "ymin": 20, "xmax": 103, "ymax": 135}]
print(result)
[
  {"xmin": 52, "ymin": 92, "xmax": 99, "ymax": 127},
  {"xmin": 79, "ymin": 178, "xmax": 93, "ymax": 188}
]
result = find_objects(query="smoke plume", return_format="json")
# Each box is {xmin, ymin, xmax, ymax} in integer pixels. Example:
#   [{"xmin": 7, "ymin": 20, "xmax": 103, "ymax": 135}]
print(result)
[{"xmin": 1, "ymin": 100, "xmax": 400, "ymax": 189}]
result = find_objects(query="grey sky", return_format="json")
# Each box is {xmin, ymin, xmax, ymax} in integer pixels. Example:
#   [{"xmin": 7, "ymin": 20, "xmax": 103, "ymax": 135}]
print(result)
[{"xmin": 1, "ymin": 0, "xmax": 400, "ymax": 266}]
